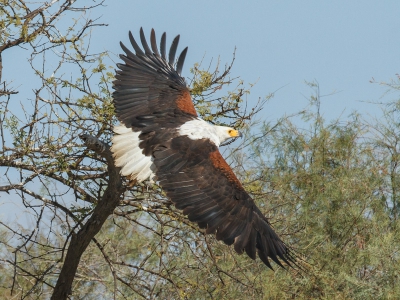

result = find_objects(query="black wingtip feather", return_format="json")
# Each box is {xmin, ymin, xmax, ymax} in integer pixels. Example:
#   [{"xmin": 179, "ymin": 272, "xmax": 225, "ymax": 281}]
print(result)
[
  {"xmin": 258, "ymin": 249, "xmax": 274, "ymax": 270},
  {"xmin": 140, "ymin": 27, "xmax": 152, "ymax": 55},
  {"xmin": 169, "ymin": 35, "xmax": 180, "ymax": 65},
  {"xmin": 260, "ymin": 233, "xmax": 285, "ymax": 269},
  {"xmin": 244, "ymin": 229, "xmax": 257, "ymax": 260},
  {"xmin": 150, "ymin": 29, "xmax": 160, "ymax": 56},
  {"xmin": 160, "ymin": 32, "xmax": 167, "ymax": 59},
  {"xmin": 129, "ymin": 30, "xmax": 145, "ymax": 56},
  {"xmin": 176, "ymin": 47, "xmax": 188, "ymax": 75},
  {"xmin": 120, "ymin": 42, "xmax": 135, "ymax": 59}
]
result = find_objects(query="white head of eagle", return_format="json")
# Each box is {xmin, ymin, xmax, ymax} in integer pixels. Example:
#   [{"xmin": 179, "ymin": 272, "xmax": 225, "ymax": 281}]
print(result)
[
  {"xmin": 179, "ymin": 119, "xmax": 242, "ymax": 146},
  {"xmin": 111, "ymin": 28, "xmax": 295, "ymax": 270}
]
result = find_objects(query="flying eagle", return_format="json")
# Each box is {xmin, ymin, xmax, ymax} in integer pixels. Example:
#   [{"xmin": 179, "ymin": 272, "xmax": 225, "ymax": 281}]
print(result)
[{"xmin": 111, "ymin": 28, "xmax": 293, "ymax": 269}]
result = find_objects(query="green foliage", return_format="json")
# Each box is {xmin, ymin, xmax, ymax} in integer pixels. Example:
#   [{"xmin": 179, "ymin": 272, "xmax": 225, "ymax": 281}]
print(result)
[
  {"xmin": 237, "ymin": 82, "xmax": 400, "ymax": 299},
  {"xmin": 1, "ymin": 1, "xmax": 400, "ymax": 298}
]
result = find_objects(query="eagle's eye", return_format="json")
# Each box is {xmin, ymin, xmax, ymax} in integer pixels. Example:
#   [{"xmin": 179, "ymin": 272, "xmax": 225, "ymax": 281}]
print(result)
[{"xmin": 227, "ymin": 129, "xmax": 242, "ymax": 138}]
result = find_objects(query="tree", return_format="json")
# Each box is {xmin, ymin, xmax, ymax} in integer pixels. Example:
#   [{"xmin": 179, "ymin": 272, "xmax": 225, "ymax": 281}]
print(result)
[
  {"xmin": 1, "ymin": 1, "xmax": 400, "ymax": 299},
  {"xmin": 241, "ymin": 81, "xmax": 400, "ymax": 298},
  {"xmin": 0, "ymin": 1, "xmax": 271, "ymax": 298}
]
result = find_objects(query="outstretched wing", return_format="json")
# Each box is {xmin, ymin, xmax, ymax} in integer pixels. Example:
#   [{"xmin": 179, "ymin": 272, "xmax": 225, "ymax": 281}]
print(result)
[
  {"xmin": 112, "ymin": 28, "xmax": 293, "ymax": 269},
  {"xmin": 113, "ymin": 27, "xmax": 196, "ymax": 129},
  {"xmin": 151, "ymin": 135, "xmax": 293, "ymax": 269}
]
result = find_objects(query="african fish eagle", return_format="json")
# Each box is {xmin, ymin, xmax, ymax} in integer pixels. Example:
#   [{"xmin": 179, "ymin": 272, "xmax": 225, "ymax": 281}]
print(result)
[{"xmin": 111, "ymin": 28, "xmax": 293, "ymax": 269}]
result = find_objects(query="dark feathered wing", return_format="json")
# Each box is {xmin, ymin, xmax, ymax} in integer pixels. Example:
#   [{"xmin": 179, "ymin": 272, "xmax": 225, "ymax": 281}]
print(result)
[
  {"xmin": 113, "ymin": 28, "xmax": 196, "ymax": 129},
  {"xmin": 112, "ymin": 28, "xmax": 293, "ymax": 269},
  {"xmin": 152, "ymin": 136, "xmax": 292, "ymax": 269}
]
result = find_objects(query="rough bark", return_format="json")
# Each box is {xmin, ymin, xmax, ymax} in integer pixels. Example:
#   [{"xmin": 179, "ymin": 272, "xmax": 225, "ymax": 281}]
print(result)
[{"xmin": 51, "ymin": 135, "xmax": 124, "ymax": 299}]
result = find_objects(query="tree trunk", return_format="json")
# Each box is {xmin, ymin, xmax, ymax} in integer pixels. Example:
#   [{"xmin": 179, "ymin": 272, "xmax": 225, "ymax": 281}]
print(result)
[{"xmin": 51, "ymin": 135, "xmax": 124, "ymax": 299}]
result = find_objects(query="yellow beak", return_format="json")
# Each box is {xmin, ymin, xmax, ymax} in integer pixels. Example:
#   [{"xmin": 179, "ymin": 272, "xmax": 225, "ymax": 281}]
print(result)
[{"xmin": 229, "ymin": 129, "xmax": 242, "ymax": 138}]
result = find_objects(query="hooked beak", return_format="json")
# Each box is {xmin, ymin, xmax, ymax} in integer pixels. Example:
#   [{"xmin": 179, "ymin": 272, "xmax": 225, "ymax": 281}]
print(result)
[{"xmin": 229, "ymin": 129, "xmax": 243, "ymax": 138}]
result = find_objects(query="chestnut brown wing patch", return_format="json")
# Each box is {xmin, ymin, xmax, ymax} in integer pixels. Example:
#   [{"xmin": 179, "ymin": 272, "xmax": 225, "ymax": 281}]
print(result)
[
  {"xmin": 209, "ymin": 150, "xmax": 244, "ymax": 190},
  {"xmin": 176, "ymin": 90, "xmax": 197, "ymax": 116}
]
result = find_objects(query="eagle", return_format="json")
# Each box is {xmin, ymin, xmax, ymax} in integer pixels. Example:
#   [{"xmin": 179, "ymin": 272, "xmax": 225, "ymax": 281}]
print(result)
[{"xmin": 111, "ymin": 28, "xmax": 293, "ymax": 269}]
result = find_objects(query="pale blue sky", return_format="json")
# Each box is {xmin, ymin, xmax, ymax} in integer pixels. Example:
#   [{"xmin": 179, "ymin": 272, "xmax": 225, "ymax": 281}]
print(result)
[
  {"xmin": 5, "ymin": 1, "xmax": 400, "ymax": 122},
  {"xmin": 93, "ymin": 1, "xmax": 400, "ymax": 122}
]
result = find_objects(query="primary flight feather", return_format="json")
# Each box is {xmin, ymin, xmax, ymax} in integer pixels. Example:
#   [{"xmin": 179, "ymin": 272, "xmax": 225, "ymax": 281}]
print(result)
[{"xmin": 111, "ymin": 28, "xmax": 292, "ymax": 269}]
